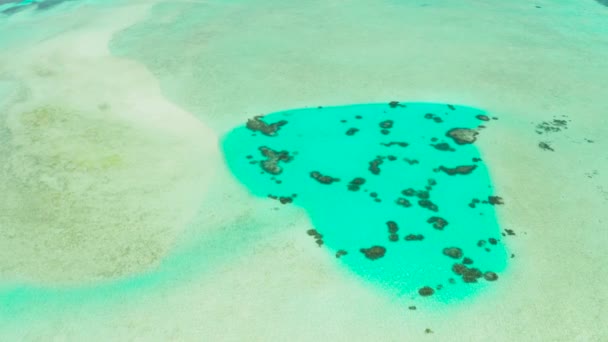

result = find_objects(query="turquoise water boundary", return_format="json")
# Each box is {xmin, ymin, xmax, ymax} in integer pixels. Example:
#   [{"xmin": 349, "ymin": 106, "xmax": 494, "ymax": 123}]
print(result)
[{"xmin": 222, "ymin": 102, "xmax": 508, "ymax": 302}]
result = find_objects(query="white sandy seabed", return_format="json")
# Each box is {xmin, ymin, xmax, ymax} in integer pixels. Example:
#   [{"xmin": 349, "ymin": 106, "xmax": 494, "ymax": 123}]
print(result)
[{"xmin": 0, "ymin": 0, "xmax": 607, "ymax": 340}]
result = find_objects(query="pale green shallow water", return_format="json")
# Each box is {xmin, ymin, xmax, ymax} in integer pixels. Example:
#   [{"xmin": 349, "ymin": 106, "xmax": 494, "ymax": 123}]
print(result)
[{"xmin": 222, "ymin": 102, "xmax": 508, "ymax": 302}]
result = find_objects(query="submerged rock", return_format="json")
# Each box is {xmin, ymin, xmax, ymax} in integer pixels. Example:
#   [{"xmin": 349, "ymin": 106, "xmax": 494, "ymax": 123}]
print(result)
[
  {"xmin": 368, "ymin": 156, "xmax": 384, "ymax": 175},
  {"xmin": 246, "ymin": 116, "xmax": 287, "ymax": 136},
  {"xmin": 381, "ymin": 141, "xmax": 409, "ymax": 148},
  {"xmin": 379, "ymin": 120, "xmax": 394, "ymax": 129},
  {"xmin": 431, "ymin": 142, "xmax": 455, "ymax": 152},
  {"xmin": 360, "ymin": 246, "xmax": 387, "ymax": 260},
  {"xmin": 488, "ymin": 196, "xmax": 504, "ymax": 205},
  {"xmin": 446, "ymin": 128, "xmax": 478, "ymax": 145},
  {"xmin": 442, "ymin": 247, "xmax": 463, "ymax": 259},
  {"xmin": 258, "ymin": 146, "xmax": 293, "ymax": 175},
  {"xmin": 404, "ymin": 234, "xmax": 425, "ymax": 241},
  {"xmin": 427, "ymin": 216, "xmax": 448, "ymax": 230},
  {"xmin": 336, "ymin": 250, "xmax": 348, "ymax": 258},
  {"xmin": 439, "ymin": 165, "xmax": 477, "ymax": 176},
  {"xmin": 386, "ymin": 221, "xmax": 399, "ymax": 233},
  {"xmin": 396, "ymin": 197, "xmax": 412, "ymax": 208},
  {"xmin": 310, "ymin": 171, "xmax": 340, "ymax": 184},
  {"xmin": 418, "ymin": 286, "xmax": 435, "ymax": 296},
  {"xmin": 484, "ymin": 271, "xmax": 499, "ymax": 281},
  {"xmin": 346, "ymin": 128, "xmax": 360, "ymax": 136}
]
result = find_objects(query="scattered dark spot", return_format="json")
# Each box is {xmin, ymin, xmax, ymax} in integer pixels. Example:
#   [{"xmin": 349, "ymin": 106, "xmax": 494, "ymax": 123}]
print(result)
[
  {"xmin": 446, "ymin": 128, "xmax": 479, "ymax": 145},
  {"xmin": 379, "ymin": 120, "xmax": 394, "ymax": 129},
  {"xmin": 431, "ymin": 142, "xmax": 455, "ymax": 152},
  {"xmin": 433, "ymin": 117, "xmax": 443, "ymax": 123},
  {"xmin": 462, "ymin": 257, "xmax": 474, "ymax": 265},
  {"xmin": 416, "ymin": 191, "xmax": 430, "ymax": 200},
  {"xmin": 335, "ymin": 250, "xmax": 348, "ymax": 258},
  {"xmin": 355, "ymin": 115, "xmax": 363, "ymax": 119},
  {"xmin": 389, "ymin": 234, "xmax": 399, "ymax": 242},
  {"xmin": 488, "ymin": 238, "xmax": 498, "ymax": 245},
  {"xmin": 306, "ymin": 229, "xmax": 324, "ymax": 247},
  {"xmin": 408, "ymin": 306, "xmax": 417, "ymax": 310},
  {"xmin": 418, "ymin": 199, "xmax": 439, "ymax": 212},
  {"xmin": 477, "ymin": 240, "xmax": 487, "ymax": 247},
  {"xmin": 346, "ymin": 128, "xmax": 360, "ymax": 136},
  {"xmin": 387, "ymin": 155, "xmax": 397, "ymax": 161},
  {"xmin": 369, "ymin": 156, "xmax": 384, "ymax": 175},
  {"xmin": 452, "ymin": 263, "xmax": 483, "ymax": 283},
  {"xmin": 418, "ymin": 286, "xmax": 435, "ymax": 297},
  {"xmin": 442, "ymin": 247, "xmax": 463, "ymax": 259},
  {"xmin": 404, "ymin": 158, "xmax": 419, "ymax": 165},
  {"xmin": 488, "ymin": 196, "xmax": 504, "ymax": 205},
  {"xmin": 505, "ymin": 229, "xmax": 516, "ymax": 236},
  {"xmin": 380, "ymin": 129, "xmax": 390, "ymax": 135},
  {"xmin": 360, "ymin": 246, "xmax": 387, "ymax": 260},
  {"xmin": 387, "ymin": 221, "xmax": 399, "ymax": 233},
  {"xmin": 381, "ymin": 141, "xmax": 409, "ymax": 148},
  {"xmin": 439, "ymin": 165, "xmax": 477, "ymax": 176},
  {"xmin": 476, "ymin": 114, "xmax": 490, "ymax": 121},
  {"xmin": 405, "ymin": 234, "xmax": 425, "ymax": 241},
  {"xmin": 258, "ymin": 146, "xmax": 293, "ymax": 174},
  {"xmin": 472, "ymin": 157, "xmax": 482, "ymax": 162},
  {"xmin": 347, "ymin": 177, "xmax": 366, "ymax": 191},
  {"xmin": 539, "ymin": 141, "xmax": 554, "ymax": 151},
  {"xmin": 430, "ymin": 137, "xmax": 438, "ymax": 142},
  {"xmin": 246, "ymin": 116, "xmax": 287, "ymax": 136},
  {"xmin": 483, "ymin": 271, "xmax": 499, "ymax": 281},
  {"xmin": 389, "ymin": 101, "xmax": 406, "ymax": 108},
  {"xmin": 426, "ymin": 216, "xmax": 447, "ymax": 229},
  {"xmin": 395, "ymin": 197, "xmax": 412, "ymax": 208},
  {"xmin": 401, "ymin": 188, "xmax": 416, "ymax": 197},
  {"xmin": 425, "ymin": 328, "xmax": 433, "ymax": 334},
  {"xmin": 447, "ymin": 104, "xmax": 456, "ymax": 110},
  {"xmin": 310, "ymin": 171, "xmax": 340, "ymax": 184}
]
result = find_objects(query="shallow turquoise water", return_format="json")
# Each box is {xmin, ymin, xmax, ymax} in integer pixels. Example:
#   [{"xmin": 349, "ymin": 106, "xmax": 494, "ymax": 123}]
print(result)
[{"xmin": 222, "ymin": 102, "xmax": 508, "ymax": 302}]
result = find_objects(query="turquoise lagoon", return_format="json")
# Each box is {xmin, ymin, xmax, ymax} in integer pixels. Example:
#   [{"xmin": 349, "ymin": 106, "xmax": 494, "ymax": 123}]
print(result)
[{"xmin": 222, "ymin": 102, "xmax": 509, "ymax": 302}]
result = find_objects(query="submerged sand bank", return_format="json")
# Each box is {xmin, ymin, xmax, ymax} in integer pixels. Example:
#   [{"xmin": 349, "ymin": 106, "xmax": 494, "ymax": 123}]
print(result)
[
  {"xmin": 0, "ymin": 1, "xmax": 219, "ymax": 285},
  {"xmin": 0, "ymin": 0, "xmax": 607, "ymax": 341}
]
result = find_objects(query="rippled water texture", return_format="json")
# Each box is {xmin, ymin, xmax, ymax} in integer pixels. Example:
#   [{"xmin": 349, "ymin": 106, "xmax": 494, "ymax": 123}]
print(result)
[
  {"xmin": 0, "ymin": 0, "xmax": 75, "ymax": 15},
  {"xmin": 223, "ymin": 102, "xmax": 509, "ymax": 302}
]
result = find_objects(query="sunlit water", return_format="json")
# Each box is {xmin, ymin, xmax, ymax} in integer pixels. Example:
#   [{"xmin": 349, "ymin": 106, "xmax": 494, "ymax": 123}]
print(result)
[{"xmin": 222, "ymin": 102, "xmax": 509, "ymax": 302}]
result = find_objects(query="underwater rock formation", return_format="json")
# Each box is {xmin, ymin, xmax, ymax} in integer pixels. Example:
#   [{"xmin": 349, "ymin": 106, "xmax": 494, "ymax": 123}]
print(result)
[
  {"xmin": 310, "ymin": 171, "xmax": 340, "ymax": 184},
  {"xmin": 360, "ymin": 246, "xmax": 386, "ymax": 260},
  {"xmin": 368, "ymin": 156, "xmax": 384, "ymax": 175},
  {"xmin": 428, "ymin": 216, "xmax": 448, "ymax": 230},
  {"xmin": 247, "ymin": 116, "xmax": 288, "ymax": 136},
  {"xmin": 442, "ymin": 247, "xmax": 463, "ymax": 259},
  {"xmin": 438, "ymin": 165, "xmax": 477, "ymax": 176},
  {"xmin": 258, "ymin": 146, "xmax": 293, "ymax": 174},
  {"xmin": 446, "ymin": 128, "xmax": 479, "ymax": 145}
]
